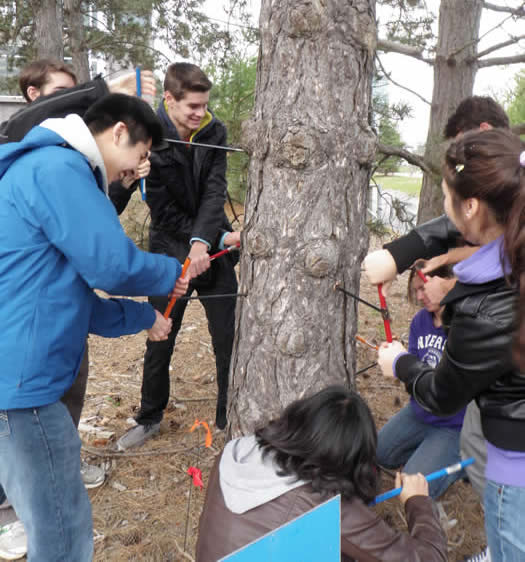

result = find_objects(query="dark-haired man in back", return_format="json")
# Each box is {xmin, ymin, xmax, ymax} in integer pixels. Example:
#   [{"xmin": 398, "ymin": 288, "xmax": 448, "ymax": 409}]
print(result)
[{"xmin": 0, "ymin": 94, "xmax": 209, "ymax": 561}]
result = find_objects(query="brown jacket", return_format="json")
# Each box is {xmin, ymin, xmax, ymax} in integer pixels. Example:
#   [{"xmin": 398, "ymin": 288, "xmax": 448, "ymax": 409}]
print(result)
[{"xmin": 195, "ymin": 457, "xmax": 447, "ymax": 562}]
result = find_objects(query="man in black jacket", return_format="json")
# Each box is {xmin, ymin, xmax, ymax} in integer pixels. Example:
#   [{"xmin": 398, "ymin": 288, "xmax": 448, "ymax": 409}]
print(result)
[{"xmin": 117, "ymin": 63, "xmax": 240, "ymax": 449}]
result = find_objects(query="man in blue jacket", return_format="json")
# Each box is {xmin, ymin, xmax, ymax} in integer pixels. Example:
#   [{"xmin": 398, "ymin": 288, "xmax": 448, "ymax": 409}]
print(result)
[{"xmin": 0, "ymin": 93, "xmax": 209, "ymax": 561}]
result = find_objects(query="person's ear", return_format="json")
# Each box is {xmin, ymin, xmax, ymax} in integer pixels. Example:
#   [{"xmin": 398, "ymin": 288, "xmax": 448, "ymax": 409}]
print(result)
[
  {"xmin": 164, "ymin": 90, "xmax": 173, "ymax": 106},
  {"xmin": 464, "ymin": 198, "xmax": 479, "ymax": 219},
  {"xmin": 112, "ymin": 121, "xmax": 128, "ymax": 146},
  {"xmin": 26, "ymin": 86, "xmax": 40, "ymax": 102}
]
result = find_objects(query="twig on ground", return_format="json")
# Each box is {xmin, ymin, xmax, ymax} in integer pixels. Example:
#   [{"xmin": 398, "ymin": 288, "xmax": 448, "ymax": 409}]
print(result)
[{"xmin": 81, "ymin": 445, "xmax": 194, "ymax": 458}]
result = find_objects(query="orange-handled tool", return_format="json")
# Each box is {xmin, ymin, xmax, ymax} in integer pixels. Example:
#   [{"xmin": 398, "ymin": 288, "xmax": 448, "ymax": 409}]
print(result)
[
  {"xmin": 164, "ymin": 257, "xmax": 191, "ymax": 318},
  {"xmin": 356, "ymin": 335, "xmax": 379, "ymax": 351},
  {"xmin": 416, "ymin": 269, "xmax": 428, "ymax": 283}
]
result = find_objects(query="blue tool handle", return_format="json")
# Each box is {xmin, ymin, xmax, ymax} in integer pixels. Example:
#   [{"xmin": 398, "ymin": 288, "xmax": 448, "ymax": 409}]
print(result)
[{"xmin": 369, "ymin": 457, "xmax": 475, "ymax": 506}]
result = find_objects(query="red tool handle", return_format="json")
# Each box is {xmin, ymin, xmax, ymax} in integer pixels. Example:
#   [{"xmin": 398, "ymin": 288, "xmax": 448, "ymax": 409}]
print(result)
[
  {"xmin": 209, "ymin": 243, "xmax": 240, "ymax": 261},
  {"xmin": 164, "ymin": 257, "xmax": 191, "ymax": 318},
  {"xmin": 416, "ymin": 269, "xmax": 428, "ymax": 283},
  {"xmin": 377, "ymin": 284, "xmax": 393, "ymax": 343}
]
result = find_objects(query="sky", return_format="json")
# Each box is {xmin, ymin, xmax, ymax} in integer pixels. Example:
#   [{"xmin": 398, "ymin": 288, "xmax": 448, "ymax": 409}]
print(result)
[{"xmin": 203, "ymin": 0, "xmax": 525, "ymax": 149}]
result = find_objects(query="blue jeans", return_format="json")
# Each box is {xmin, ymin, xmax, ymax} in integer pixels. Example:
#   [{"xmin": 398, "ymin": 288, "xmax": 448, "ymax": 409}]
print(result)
[
  {"xmin": 377, "ymin": 404, "xmax": 463, "ymax": 498},
  {"xmin": 0, "ymin": 402, "xmax": 93, "ymax": 561},
  {"xmin": 485, "ymin": 480, "xmax": 525, "ymax": 562}
]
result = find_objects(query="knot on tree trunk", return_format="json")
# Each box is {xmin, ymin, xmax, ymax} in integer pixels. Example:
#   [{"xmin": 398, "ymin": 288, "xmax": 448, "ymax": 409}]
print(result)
[
  {"xmin": 288, "ymin": 2, "xmax": 323, "ymax": 37},
  {"xmin": 276, "ymin": 321, "xmax": 306, "ymax": 357},
  {"xmin": 275, "ymin": 130, "xmax": 313, "ymax": 169},
  {"xmin": 301, "ymin": 240, "xmax": 338, "ymax": 278},
  {"xmin": 247, "ymin": 229, "xmax": 274, "ymax": 258}
]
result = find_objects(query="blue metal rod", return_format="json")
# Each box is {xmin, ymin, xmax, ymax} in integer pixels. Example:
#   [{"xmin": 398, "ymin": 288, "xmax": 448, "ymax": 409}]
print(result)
[{"xmin": 369, "ymin": 457, "xmax": 475, "ymax": 506}]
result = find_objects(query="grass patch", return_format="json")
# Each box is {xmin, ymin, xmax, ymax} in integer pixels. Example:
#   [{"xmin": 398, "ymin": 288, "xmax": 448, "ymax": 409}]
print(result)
[{"xmin": 373, "ymin": 174, "xmax": 422, "ymax": 196}]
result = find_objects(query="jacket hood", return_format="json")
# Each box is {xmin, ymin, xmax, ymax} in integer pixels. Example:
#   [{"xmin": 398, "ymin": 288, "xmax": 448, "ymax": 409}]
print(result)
[
  {"xmin": 219, "ymin": 435, "xmax": 306, "ymax": 514},
  {"xmin": 40, "ymin": 114, "xmax": 108, "ymax": 194}
]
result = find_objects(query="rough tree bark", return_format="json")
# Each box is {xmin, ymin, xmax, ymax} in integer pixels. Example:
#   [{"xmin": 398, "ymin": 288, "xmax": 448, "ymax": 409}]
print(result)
[
  {"xmin": 33, "ymin": 0, "xmax": 64, "ymax": 61},
  {"xmin": 64, "ymin": 0, "xmax": 90, "ymax": 82},
  {"xmin": 417, "ymin": 0, "xmax": 483, "ymax": 223},
  {"xmin": 229, "ymin": 0, "xmax": 377, "ymax": 436}
]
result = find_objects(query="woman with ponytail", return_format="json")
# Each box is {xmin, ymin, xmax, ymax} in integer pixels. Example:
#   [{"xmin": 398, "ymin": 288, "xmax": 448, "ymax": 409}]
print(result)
[{"xmin": 377, "ymin": 128, "xmax": 525, "ymax": 561}]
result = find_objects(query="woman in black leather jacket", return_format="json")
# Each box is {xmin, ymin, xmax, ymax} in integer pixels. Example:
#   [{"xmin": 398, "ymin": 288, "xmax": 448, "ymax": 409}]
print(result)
[{"xmin": 375, "ymin": 129, "xmax": 525, "ymax": 562}]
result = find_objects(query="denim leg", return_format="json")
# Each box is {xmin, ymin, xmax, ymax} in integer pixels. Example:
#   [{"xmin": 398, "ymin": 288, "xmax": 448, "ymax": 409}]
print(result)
[
  {"xmin": 376, "ymin": 405, "xmax": 428, "ymax": 468},
  {"xmin": 137, "ymin": 294, "xmax": 189, "ymax": 425},
  {"xmin": 485, "ymin": 480, "xmax": 525, "ymax": 562},
  {"xmin": 403, "ymin": 426, "xmax": 462, "ymax": 498},
  {"xmin": 0, "ymin": 403, "xmax": 93, "ymax": 562}
]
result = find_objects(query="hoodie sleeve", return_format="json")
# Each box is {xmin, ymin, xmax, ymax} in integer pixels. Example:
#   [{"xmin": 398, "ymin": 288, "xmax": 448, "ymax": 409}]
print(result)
[
  {"xmin": 89, "ymin": 294, "xmax": 156, "ymax": 337},
  {"xmin": 13, "ymin": 147, "xmax": 182, "ymax": 296}
]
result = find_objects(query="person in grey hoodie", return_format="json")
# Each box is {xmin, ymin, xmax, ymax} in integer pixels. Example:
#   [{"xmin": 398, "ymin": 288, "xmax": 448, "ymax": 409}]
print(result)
[{"xmin": 196, "ymin": 386, "xmax": 447, "ymax": 562}]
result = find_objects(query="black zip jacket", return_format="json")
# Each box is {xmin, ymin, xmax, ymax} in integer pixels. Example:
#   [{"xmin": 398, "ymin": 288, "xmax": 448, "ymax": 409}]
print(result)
[
  {"xmin": 0, "ymin": 76, "xmax": 135, "ymax": 214},
  {"xmin": 384, "ymin": 220, "xmax": 525, "ymax": 452},
  {"xmin": 146, "ymin": 102, "xmax": 233, "ymax": 262}
]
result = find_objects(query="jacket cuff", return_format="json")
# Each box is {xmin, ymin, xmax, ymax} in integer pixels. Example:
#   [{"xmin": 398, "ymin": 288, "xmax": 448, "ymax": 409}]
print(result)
[
  {"xmin": 392, "ymin": 352, "xmax": 411, "ymax": 378},
  {"xmin": 393, "ymin": 353, "xmax": 419, "ymax": 387},
  {"xmin": 190, "ymin": 237, "xmax": 211, "ymax": 250},
  {"xmin": 384, "ymin": 230, "xmax": 427, "ymax": 274}
]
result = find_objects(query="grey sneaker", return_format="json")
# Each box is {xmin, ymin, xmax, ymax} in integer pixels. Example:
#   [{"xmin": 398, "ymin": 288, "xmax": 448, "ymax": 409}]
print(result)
[
  {"xmin": 0, "ymin": 520, "xmax": 27, "ymax": 560},
  {"xmin": 115, "ymin": 423, "xmax": 161, "ymax": 451},
  {"xmin": 81, "ymin": 460, "xmax": 105, "ymax": 489}
]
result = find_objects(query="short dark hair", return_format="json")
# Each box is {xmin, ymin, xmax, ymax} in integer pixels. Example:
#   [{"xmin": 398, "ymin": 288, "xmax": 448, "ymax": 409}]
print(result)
[
  {"xmin": 83, "ymin": 94, "xmax": 163, "ymax": 147},
  {"xmin": 444, "ymin": 96, "xmax": 510, "ymax": 139},
  {"xmin": 19, "ymin": 59, "xmax": 77, "ymax": 102},
  {"xmin": 255, "ymin": 386, "xmax": 378, "ymax": 503},
  {"xmin": 163, "ymin": 62, "xmax": 212, "ymax": 101},
  {"xmin": 408, "ymin": 259, "xmax": 454, "ymax": 304}
]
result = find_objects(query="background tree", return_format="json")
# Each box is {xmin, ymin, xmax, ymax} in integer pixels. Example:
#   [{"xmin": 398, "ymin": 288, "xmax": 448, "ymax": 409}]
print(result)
[
  {"xmin": 0, "ymin": 0, "xmax": 233, "ymax": 92},
  {"xmin": 505, "ymin": 68, "xmax": 525, "ymax": 135},
  {"xmin": 377, "ymin": 0, "xmax": 525, "ymax": 223},
  {"xmin": 228, "ymin": 0, "xmax": 376, "ymax": 436},
  {"xmin": 208, "ymin": 55, "xmax": 256, "ymax": 205}
]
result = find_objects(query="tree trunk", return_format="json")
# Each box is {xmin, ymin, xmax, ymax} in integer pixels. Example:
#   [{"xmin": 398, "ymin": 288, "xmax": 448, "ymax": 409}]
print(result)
[
  {"xmin": 229, "ymin": 0, "xmax": 376, "ymax": 436},
  {"xmin": 417, "ymin": 0, "xmax": 483, "ymax": 224},
  {"xmin": 33, "ymin": 0, "xmax": 64, "ymax": 61},
  {"xmin": 64, "ymin": 0, "xmax": 90, "ymax": 82}
]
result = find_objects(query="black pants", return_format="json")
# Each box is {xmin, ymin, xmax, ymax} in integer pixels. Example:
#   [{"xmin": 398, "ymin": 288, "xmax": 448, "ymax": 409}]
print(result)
[
  {"xmin": 136, "ymin": 258, "xmax": 238, "ymax": 425},
  {"xmin": 61, "ymin": 341, "xmax": 89, "ymax": 428}
]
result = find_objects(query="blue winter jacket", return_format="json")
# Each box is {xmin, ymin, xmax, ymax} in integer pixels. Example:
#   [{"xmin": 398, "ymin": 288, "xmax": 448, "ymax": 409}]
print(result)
[{"xmin": 0, "ymin": 115, "xmax": 182, "ymax": 409}]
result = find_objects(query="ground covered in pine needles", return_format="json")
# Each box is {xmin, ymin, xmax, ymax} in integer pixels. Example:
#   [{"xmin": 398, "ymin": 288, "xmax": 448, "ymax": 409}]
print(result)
[{"xmin": 7, "ymin": 194, "xmax": 486, "ymax": 561}]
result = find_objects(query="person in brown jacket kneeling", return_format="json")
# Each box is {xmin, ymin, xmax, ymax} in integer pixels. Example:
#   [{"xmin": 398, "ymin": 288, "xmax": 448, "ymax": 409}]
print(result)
[{"xmin": 196, "ymin": 386, "xmax": 447, "ymax": 561}]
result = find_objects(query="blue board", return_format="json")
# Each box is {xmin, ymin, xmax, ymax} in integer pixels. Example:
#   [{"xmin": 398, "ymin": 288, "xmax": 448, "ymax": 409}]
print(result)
[{"xmin": 220, "ymin": 495, "xmax": 341, "ymax": 562}]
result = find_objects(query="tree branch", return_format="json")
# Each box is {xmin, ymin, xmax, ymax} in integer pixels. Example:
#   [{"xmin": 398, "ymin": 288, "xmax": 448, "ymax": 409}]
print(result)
[
  {"xmin": 376, "ymin": 38, "xmax": 434, "ymax": 64},
  {"xmin": 375, "ymin": 55, "xmax": 432, "ymax": 106},
  {"xmin": 474, "ymin": 34, "xmax": 525, "ymax": 59},
  {"xmin": 483, "ymin": 2, "xmax": 525, "ymax": 15},
  {"xmin": 477, "ymin": 53, "xmax": 525, "ymax": 67},
  {"xmin": 377, "ymin": 143, "xmax": 436, "ymax": 176}
]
